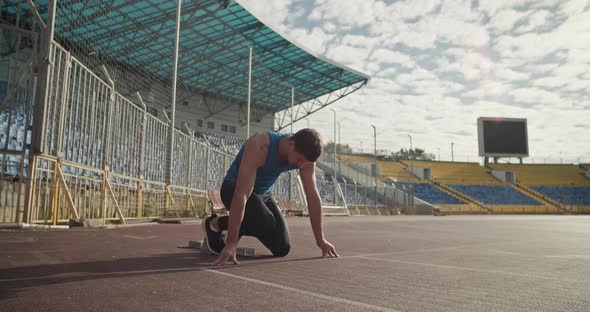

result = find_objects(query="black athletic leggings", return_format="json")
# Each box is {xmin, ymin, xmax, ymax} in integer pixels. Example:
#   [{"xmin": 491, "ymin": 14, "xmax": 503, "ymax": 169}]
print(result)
[{"xmin": 217, "ymin": 180, "xmax": 291, "ymax": 257}]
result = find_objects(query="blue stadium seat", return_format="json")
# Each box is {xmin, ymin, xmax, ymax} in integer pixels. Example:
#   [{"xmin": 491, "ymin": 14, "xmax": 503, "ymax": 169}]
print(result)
[
  {"xmin": 532, "ymin": 186, "xmax": 590, "ymax": 205},
  {"xmin": 343, "ymin": 183, "xmax": 375, "ymax": 205},
  {"xmin": 317, "ymin": 180, "xmax": 335, "ymax": 203},
  {"xmin": 449, "ymin": 185, "xmax": 542, "ymax": 205},
  {"xmin": 396, "ymin": 182, "xmax": 464, "ymax": 204}
]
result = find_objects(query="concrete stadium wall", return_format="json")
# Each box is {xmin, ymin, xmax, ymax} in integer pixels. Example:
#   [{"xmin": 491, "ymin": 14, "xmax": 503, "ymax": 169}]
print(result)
[
  {"xmin": 104, "ymin": 64, "xmax": 275, "ymax": 139},
  {"xmin": 143, "ymin": 86, "xmax": 275, "ymax": 138}
]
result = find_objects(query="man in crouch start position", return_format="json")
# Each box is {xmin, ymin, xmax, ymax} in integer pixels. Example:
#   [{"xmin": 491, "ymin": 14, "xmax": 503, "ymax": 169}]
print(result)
[{"xmin": 202, "ymin": 128, "xmax": 339, "ymax": 265}]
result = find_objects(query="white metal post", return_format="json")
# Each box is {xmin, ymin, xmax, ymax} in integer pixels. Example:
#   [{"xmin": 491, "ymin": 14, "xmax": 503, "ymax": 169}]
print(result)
[
  {"xmin": 338, "ymin": 121, "xmax": 341, "ymax": 177},
  {"xmin": 408, "ymin": 134, "xmax": 414, "ymax": 208},
  {"xmin": 166, "ymin": 0, "xmax": 182, "ymax": 184},
  {"xmin": 30, "ymin": 0, "xmax": 56, "ymax": 156},
  {"xmin": 330, "ymin": 109, "xmax": 337, "ymax": 204},
  {"xmin": 25, "ymin": 0, "xmax": 56, "ymax": 223},
  {"xmin": 101, "ymin": 66, "xmax": 115, "ymax": 169},
  {"xmin": 247, "ymin": 47, "xmax": 252, "ymax": 138},
  {"xmin": 136, "ymin": 92, "xmax": 147, "ymax": 179},
  {"xmin": 184, "ymin": 123, "xmax": 194, "ymax": 189},
  {"xmin": 289, "ymin": 87, "xmax": 295, "ymax": 200},
  {"xmin": 291, "ymin": 87, "xmax": 294, "ymax": 133},
  {"xmin": 371, "ymin": 125, "xmax": 376, "ymax": 206},
  {"xmin": 55, "ymin": 52, "xmax": 71, "ymax": 157}
]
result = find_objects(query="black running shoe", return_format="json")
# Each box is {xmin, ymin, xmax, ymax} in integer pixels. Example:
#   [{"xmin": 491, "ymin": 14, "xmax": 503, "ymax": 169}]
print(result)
[{"xmin": 202, "ymin": 214, "xmax": 225, "ymax": 254}]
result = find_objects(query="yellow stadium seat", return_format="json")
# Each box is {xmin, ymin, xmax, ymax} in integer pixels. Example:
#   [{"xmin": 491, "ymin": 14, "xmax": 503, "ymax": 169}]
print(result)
[
  {"xmin": 490, "ymin": 164, "xmax": 590, "ymax": 186},
  {"xmin": 403, "ymin": 160, "xmax": 501, "ymax": 185}
]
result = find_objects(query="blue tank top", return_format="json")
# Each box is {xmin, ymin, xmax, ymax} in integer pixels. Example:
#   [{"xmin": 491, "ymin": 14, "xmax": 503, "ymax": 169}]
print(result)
[{"xmin": 224, "ymin": 131, "xmax": 298, "ymax": 195}]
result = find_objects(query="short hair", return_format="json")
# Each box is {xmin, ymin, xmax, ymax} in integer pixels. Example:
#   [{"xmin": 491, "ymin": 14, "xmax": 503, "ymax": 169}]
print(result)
[{"xmin": 289, "ymin": 128, "xmax": 322, "ymax": 162}]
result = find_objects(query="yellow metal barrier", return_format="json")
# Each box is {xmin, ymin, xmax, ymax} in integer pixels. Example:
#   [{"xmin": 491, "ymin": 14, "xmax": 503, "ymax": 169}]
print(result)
[{"xmin": 26, "ymin": 155, "xmax": 207, "ymax": 224}]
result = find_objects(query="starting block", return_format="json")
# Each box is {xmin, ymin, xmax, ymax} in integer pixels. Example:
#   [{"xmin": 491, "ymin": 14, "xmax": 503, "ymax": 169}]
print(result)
[{"xmin": 188, "ymin": 240, "xmax": 256, "ymax": 257}]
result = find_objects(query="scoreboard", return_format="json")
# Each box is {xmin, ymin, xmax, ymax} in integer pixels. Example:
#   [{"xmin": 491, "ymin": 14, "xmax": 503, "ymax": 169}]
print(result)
[{"xmin": 477, "ymin": 117, "xmax": 529, "ymax": 158}]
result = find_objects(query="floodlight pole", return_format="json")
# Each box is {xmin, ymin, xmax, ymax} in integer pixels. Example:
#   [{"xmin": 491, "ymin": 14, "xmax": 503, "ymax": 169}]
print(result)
[
  {"xmin": 289, "ymin": 87, "xmax": 294, "ymax": 201},
  {"xmin": 165, "ymin": 0, "xmax": 181, "ymax": 184},
  {"xmin": 30, "ymin": 0, "xmax": 56, "ymax": 156},
  {"xmin": 291, "ymin": 87, "xmax": 294, "ymax": 133},
  {"xmin": 26, "ymin": 0, "xmax": 56, "ymax": 224},
  {"xmin": 408, "ymin": 134, "xmax": 414, "ymax": 208},
  {"xmin": 337, "ymin": 121, "xmax": 341, "ymax": 177},
  {"xmin": 371, "ymin": 125, "xmax": 377, "ymax": 206},
  {"xmin": 330, "ymin": 109, "xmax": 337, "ymax": 204},
  {"xmin": 451, "ymin": 142, "xmax": 454, "ymax": 162},
  {"xmin": 337, "ymin": 122, "xmax": 341, "ymax": 147},
  {"xmin": 247, "ymin": 47, "xmax": 252, "ymax": 138}
]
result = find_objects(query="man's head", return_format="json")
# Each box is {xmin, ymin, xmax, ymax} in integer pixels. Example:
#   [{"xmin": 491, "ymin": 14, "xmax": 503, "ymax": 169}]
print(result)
[{"xmin": 286, "ymin": 128, "xmax": 322, "ymax": 167}]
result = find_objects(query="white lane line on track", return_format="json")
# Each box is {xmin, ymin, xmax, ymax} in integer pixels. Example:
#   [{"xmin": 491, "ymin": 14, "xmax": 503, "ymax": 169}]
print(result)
[
  {"xmin": 351, "ymin": 256, "xmax": 586, "ymax": 283},
  {"xmin": 205, "ymin": 269, "xmax": 401, "ymax": 312},
  {"xmin": 0, "ymin": 267, "xmax": 201, "ymax": 283},
  {"xmin": 121, "ymin": 235, "xmax": 157, "ymax": 240},
  {"xmin": 545, "ymin": 254, "xmax": 590, "ymax": 259},
  {"xmin": 343, "ymin": 241, "xmax": 519, "ymax": 259}
]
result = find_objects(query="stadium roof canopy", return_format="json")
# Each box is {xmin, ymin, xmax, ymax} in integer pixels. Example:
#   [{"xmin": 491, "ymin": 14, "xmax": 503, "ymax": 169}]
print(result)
[{"xmin": 1, "ymin": 0, "xmax": 369, "ymax": 116}]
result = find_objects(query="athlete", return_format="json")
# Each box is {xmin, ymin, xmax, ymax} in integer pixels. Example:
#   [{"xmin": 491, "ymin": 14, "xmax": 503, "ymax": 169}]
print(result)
[{"xmin": 202, "ymin": 128, "xmax": 339, "ymax": 266}]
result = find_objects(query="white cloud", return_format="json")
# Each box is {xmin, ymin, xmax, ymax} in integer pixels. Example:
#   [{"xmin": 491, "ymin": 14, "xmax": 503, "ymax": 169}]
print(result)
[
  {"xmin": 285, "ymin": 27, "xmax": 330, "ymax": 55},
  {"xmin": 478, "ymin": 0, "xmax": 562, "ymax": 16},
  {"xmin": 238, "ymin": 0, "xmax": 590, "ymax": 162},
  {"xmin": 495, "ymin": 33, "xmax": 559, "ymax": 61},
  {"xmin": 553, "ymin": 63, "xmax": 590, "ymax": 79},
  {"xmin": 237, "ymin": 0, "xmax": 291, "ymax": 33},
  {"xmin": 374, "ymin": 67, "xmax": 399, "ymax": 78},
  {"xmin": 478, "ymin": 0, "xmax": 533, "ymax": 15},
  {"xmin": 560, "ymin": 0, "xmax": 590, "ymax": 16},
  {"xmin": 387, "ymin": 0, "xmax": 440, "ymax": 21},
  {"xmin": 527, "ymin": 63, "xmax": 560, "ymax": 74},
  {"xmin": 364, "ymin": 78, "xmax": 403, "ymax": 93},
  {"xmin": 340, "ymin": 34, "xmax": 377, "ymax": 48},
  {"xmin": 323, "ymin": 22, "xmax": 337, "ymax": 32},
  {"xmin": 488, "ymin": 9, "xmax": 527, "ymax": 34},
  {"xmin": 561, "ymin": 79, "xmax": 590, "ymax": 92},
  {"xmin": 514, "ymin": 10, "xmax": 551, "ymax": 33},
  {"xmin": 437, "ymin": 48, "xmax": 498, "ymax": 80},
  {"xmin": 532, "ymin": 77, "xmax": 567, "ymax": 89},
  {"xmin": 463, "ymin": 81, "xmax": 510, "ymax": 99},
  {"xmin": 369, "ymin": 49, "xmax": 415, "ymax": 68},
  {"xmin": 495, "ymin": 67, "xmax": 530, "ymax": 81},
  {"xmin": 390, "ymin": 28, "xmax": 438, "ymax": 49},
  {"xmin": 568, "ymin": 48, "xmax": 590, "ymax": 63},
  {"xmin": 432, "ymin": 17, "xmax": 490, "ymax": 47},
  {"xmin": 397, "ymin": 66, "xmax": 439, "ymax": 85},
  {"xmin": 438, "ymin": 0, "xmax": 483, "ymax": 23},
  {"xmin": 511, "ymin": 88, "xmax": 563, "ymax": 106},
  {"xmin": 324, "ymin": 44, "xmax": 370, "ymax": 68},
  {"xmin": 307, "ymin": 0, "xmax": 382, "ymax": 28},
  {"xmin": 394, "ymin": 15, "xmax": 490, "ymax": 48}
]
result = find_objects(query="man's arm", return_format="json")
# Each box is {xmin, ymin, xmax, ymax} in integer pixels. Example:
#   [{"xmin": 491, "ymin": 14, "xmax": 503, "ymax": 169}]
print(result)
[
  {"xmin": 299, "ymin": 162, "xmax": 339, "ymax": 258},
  {"xmin": 212, "ymin": 133, "xmax": 267, "ymax": 265}
]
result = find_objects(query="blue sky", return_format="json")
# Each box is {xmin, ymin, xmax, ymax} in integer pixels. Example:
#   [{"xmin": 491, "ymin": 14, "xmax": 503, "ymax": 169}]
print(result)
[{"xmin": 239, "ymin": 0, "xmax": 590, "ymax": 164}]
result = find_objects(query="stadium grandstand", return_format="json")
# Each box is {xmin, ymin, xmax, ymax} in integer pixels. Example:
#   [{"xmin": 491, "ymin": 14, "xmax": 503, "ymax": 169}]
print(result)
[
  {"xmin": 332, "ymin": 154, "xmax": 590, "ymax": 215},
  {"xmin": 1, "ymin": 0, "xmax": 588, "ymax": 226},
  {"xmin": 2, "ymin": 3, "xmax": 589, "ymax": 312},
  {"xmin": 0, "ymin": 0, "xmax": 386, "ymax": 225},
  {"xmin": 490, "ymin": 164, "xmax": 590, "ymax": 213}
]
